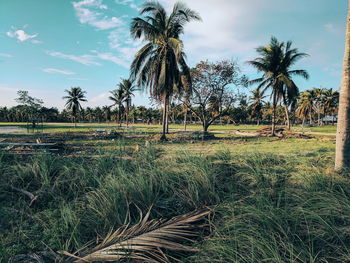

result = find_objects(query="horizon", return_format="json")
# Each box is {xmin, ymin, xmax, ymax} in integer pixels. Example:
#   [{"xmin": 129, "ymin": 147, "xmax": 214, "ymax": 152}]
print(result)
[{"xmin": 0, "ymin": 0, "xmax": 347, "ymax": 110}]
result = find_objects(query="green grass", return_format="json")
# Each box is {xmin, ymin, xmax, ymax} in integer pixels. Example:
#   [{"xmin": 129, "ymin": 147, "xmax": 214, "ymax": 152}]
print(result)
[
  {"xmin": 0, "ymin": 122, "xmax": 338, "ymax": 136},
  {"xmin": 0, "ymin": 130, "xmax": 347, "ymax": 262}
]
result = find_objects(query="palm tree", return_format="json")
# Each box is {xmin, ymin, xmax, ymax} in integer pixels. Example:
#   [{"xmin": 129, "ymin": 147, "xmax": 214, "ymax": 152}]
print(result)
[
  {"xmin": 130, "ymin": 1, "xmax": 201, "ymax": 140},
  {"xmin": 118, "ymin": 79, "xmax": 138, "ymax": 127},
  {"xmin": 249, "ymin": 89, "xmax": 266, "ymax": 125},
  {"xmin": 102, "ymin": 105, "xmax": 111, "ymax": 122},
  {"xmin": 63, "ymin": 87, "xmax": 87, "ymax": 127},
  {"xmin": 313, "ymin": 87, "xmax": 325, "ymax": 126},
  {"xmin": 323, "ymin": 88, "xmax": 339, "ymax": 124},
  {"xmin": 248, "ymin": 37, "xmax": 309, "ymax": 135},
  {"xmin": 296, "ymin": 90, "xmax": 315, "ymax": 127},
  {"xmin": 335, "ymin": 0, "xmax": 350, "ymax": 170},
  {"xmin": 109, "ymin": 87, "xmax": 125, "ymax": 127},
  {"xmin": 86, "ymin": 107, "xmax": 94, "ymax": 122}
]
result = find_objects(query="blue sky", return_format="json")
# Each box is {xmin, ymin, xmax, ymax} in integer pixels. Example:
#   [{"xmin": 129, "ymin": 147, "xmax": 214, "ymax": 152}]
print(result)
[{"xmin": 0, "ymin": 0, "xmax": 347, "ymax": 109}]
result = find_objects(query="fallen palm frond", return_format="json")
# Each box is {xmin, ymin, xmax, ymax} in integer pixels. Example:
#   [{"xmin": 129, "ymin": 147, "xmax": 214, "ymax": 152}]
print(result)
[
  {"xmin": 60, "ymin": 207, "xmax": 212, "ymax": 263},
  {"xmin": 10, "ymin": 186, "xmax": 38, "ymax": 206},
  {"xmin": 8, "ymin": 251, "xmax": 60, "ymax": 263}
]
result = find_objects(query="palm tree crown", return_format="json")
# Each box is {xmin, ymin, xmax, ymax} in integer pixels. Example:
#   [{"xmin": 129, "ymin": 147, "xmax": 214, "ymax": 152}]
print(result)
[{"xmin": 63, "ymin": 87, "xmax": 87, "ymax": 121}]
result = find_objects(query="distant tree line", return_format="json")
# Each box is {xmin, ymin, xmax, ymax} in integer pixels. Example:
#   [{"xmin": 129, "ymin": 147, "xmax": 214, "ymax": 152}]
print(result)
[{"xmin": 0, "ymin": 85, "xmax": 338, "ymax": 129}]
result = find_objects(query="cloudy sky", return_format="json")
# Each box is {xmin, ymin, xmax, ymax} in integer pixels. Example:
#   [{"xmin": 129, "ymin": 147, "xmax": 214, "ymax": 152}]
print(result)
[{"xmin": 0, "ymin": 0, "xmax": 347, "ymax": 109}]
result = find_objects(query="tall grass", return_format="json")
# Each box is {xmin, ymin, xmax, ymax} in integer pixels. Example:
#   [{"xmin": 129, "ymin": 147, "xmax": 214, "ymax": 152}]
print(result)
[{"xmin": 1, "ymin": 141, "xmax": 350, "ymax": 262}]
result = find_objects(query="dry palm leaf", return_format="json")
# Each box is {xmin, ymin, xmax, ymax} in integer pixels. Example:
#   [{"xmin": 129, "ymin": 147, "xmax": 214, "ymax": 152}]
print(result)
[
  {"xmin": 10, "ymin": 186, "xmax": 38, "ymax": 206},
  {"xmin": 60, "ymin": 207, "xmax": 211, "ymax": 263}
]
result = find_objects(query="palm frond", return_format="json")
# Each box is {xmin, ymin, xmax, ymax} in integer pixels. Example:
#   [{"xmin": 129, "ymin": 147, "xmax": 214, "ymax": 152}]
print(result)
[{"xmin": 60, "ymin": 207, "xmax": 212, "ymax": 263}]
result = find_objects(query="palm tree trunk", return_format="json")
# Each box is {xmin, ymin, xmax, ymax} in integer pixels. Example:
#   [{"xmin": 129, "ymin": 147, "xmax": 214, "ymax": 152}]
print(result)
[
  {"xmin": 184, "ymin": 107, "xmax": 187, "ymax": 131},
  {"xmin": 126, "ymin": 101, "xmax": 130, "ymax": 128},
  {"xmin": 283, "ymin": 105, "xmax": 291, "ymax": 130},
  {"xmin": 336, "ymin": 0, "xmax": 350, "ymax": 170},
  {"xmin": 165, "ymin": 101, "xmax": 170, "ymax": 134},
  {"xmin": 272, "ymin": 92, "xmax": 277, "ymax": 136},
  {"xmin": 160, "ymin": 94, "xmax": 168, "ymax": 141}
]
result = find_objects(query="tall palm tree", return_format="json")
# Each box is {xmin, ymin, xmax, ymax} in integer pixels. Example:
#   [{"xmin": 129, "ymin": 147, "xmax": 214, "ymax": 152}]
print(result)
[
  {"xmin": 249, "ymin": 89, "xmax": 266, "ymax": 125},
  {"xmin": 336, "ymin": 0, "xmax": 350, "ymax": 170},
  {"xmin": 130, "ymin": 1, "xmax": 201, "ymax": 140},
  {"xmin": 248, "ymin": 37, "xmax": 309, "ymax": 135},
  {"xmin": 109, "ymin": 87, "xmax": 125, "ymax": 127},
  {"xmin": 63, "ymin": 87, "xmax": 87, "ymax": 127},
  {"xmin": 118, "ymin": 79, "xmax": 138, "ymax": 127}
]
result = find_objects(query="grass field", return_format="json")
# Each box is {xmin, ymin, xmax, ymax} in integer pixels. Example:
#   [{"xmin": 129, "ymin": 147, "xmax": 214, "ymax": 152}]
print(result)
[
  {"xmin": 0, "ymin": 124, "xmax": 347, "ymax": 262},
  {"xmin": 0, "ymin": 122, "xmax": 337, "ymax": 135}
]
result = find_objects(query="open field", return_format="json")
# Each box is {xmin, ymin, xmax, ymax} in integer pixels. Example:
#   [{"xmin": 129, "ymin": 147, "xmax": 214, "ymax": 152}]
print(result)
[
  {"xmin": 1, "ymin": 125, "xmax": 349, "ymax": 263},
  {"xmin": 0, "ymin": 122, "xmax": 337, "ymax": 136}
]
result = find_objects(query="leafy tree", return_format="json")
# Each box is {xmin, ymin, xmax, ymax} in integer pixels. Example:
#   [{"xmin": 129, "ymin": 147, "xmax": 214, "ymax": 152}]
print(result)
[
  {"xmin": 63, "ymin": 87, "xmax": 87, "ymax": 126},
  {"xmin": 248, "ymin": 37, "xmax": 309, "ymax": 135},
  {"xmin": 15, "ymin": 90, "xmax": 44, "ymax": 126},
  {"xmin": 130, "ymin": 1, "xmax": 201, "ymax": 140},
  {"xmin": 185, "ymin": 60, "xmax": 246, "ymax": 132}
]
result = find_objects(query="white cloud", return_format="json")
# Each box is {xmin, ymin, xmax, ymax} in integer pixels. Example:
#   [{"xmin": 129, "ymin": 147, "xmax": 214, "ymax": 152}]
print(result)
[
  {"xmin": 90, "ymin": 92, "xmax": 109, "ymax": 103},
  {"xmin": 6, "ymin": 27, "xmax": 39, "ymax": 42},
  {"xmin": 157, "ymin": 0, "xmax": 283, "ymax": 64},
  {"xmin": 47, "ymin": 50, "xmax": 129, "ymax": 68},
  {"xmin": 31, "ymin": 39, "xmax": 43, "ymax": 44},
  {"xmin": 46, "ymin": 51, "xmax": 101, "ymax": 66},
  {"xmin": 324, "ymin": 23, "xmax": 342, "ymax": 36},
  {"xmin": 0, "ymin": 53, "xmax": 12, "ymax": 58},
  {"xmin": 42, "ymin": 68, "xmax": 76, "ymax": 75},
  {"xmin": 72, "ymin": 0, "xmax": 124, "ymax": 30},
  {"xmin": 93, "ymin": 51, "xmax": 129, "ymax": 68},
  {"xmin": 115, "ymin": 0, "xmax": 139, "ymax": 10}
]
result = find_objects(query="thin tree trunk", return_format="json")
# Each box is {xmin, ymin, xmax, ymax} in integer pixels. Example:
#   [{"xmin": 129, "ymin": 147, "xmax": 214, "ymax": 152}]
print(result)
[
  {"xmin": 283, "ymin": 105, "xmax": 291, "ymax": 130},
  {"xmin": 165, "ymin": 100, "xmax": 169, "ymax": 134},
  {"xmin": 160, "ymin": 94, "xmax": 168, "ymax": 141},
  {"xmin": 126, "ymin": 101, "xmax": 129, "ymax": 128},
  {"xmin": 184, "ymin": 107, "xmax": 187, "ymax": 131},
  {"xmin": 309, "ymin": 111, "xmax": 312, "ymax": 125},
  {"xmin": 272, "ymin": 92, "xmax": 276, "ymax": 136},
  {"xmin": 336, "ymin": 0, "xmax": 350, "ymax": 170}
]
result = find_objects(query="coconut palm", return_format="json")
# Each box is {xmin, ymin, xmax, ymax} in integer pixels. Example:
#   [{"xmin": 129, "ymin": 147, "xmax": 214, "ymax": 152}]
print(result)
[
  {"xmin": 130, "ymin": 1, "xmax": 201, "ymax": 140},
  {"xmin": 312, "ymin": 87, "xmax": 325, "ymax": 126},
  {"xmin": 63, "ymin": 87, "xmax": 87, "ymax": 127},
  {"xmin": 336, "ymin": 0, "xmax": 350, "ymax": 170},
  {"xmin": 109, "ymin": 88, "xmax": 125, "ymax": 126},
  {"xmin": 118, "ymin": 79, "xmax": 138, "ymax": 127},
  {"xmin": 323, "ymin": 88, "xmax": 339, "ymax": 120},
  {"xmin": 296, "ymin": 90, "xmax": 315, "ymax": 127},
  {"xmin": 248, "ymin": 37, "xmax": 309, "ymax": 135},
  {"xmin": 249, "ymin": 89, "xmax": 266, "ymax": 125},
  {"xmin": 102, "ymin": 105, "xmax": 111, "ymax": 122}
]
